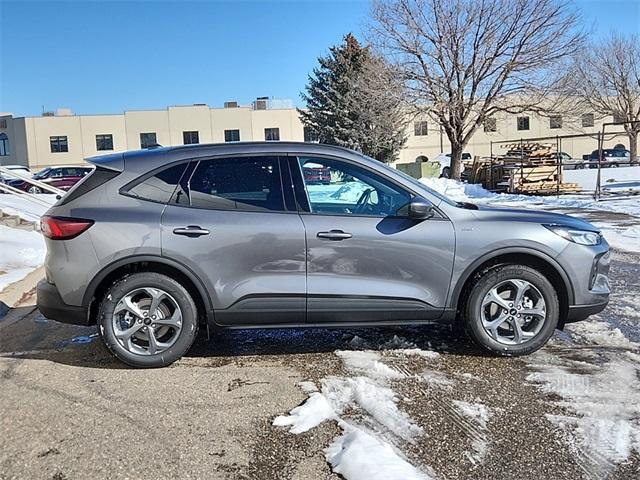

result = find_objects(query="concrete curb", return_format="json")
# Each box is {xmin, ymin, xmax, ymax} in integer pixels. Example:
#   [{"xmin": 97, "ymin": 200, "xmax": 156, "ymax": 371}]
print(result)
[{"xmin": 0, "ymin": 266, "xmax": 44, "ymax": 317}]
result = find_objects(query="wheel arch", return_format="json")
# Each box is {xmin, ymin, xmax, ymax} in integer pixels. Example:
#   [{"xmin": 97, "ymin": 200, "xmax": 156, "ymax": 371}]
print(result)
[
  {"xmin": 450, "ymin": 248, "xmax": 574, "ymax": 326},
  {"xmin": 84, "ymin": 255, "xmax": 214, "ymax": 329}
]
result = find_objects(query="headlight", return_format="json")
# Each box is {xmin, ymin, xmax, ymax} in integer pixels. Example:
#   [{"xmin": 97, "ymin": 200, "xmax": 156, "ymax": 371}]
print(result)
[{"xmin": 544, "ymin": 225, "xmax": 602, "ymax": 246}]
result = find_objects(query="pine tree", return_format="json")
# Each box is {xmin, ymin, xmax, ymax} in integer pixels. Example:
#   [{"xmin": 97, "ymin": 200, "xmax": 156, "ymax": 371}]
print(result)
[{"xmin": 299, "ymin": 34, "xmax": 407, "ymax": 163}]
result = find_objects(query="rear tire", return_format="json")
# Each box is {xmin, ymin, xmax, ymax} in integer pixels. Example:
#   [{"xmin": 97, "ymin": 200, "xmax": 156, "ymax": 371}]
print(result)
[
  {"xmin": 441, "ymin": 167, "xmax": 451, "ymax": 179},
  {"xmin": 28, "ymin": 186, "xmax": 42, "ymax": 194},
  {"xmin": 463, "ymin": 265, "xmax": 559, "ymax": 356},
  {"xmin": 97, "ymin": 272, "xmax": 199, "ymax": 368}
]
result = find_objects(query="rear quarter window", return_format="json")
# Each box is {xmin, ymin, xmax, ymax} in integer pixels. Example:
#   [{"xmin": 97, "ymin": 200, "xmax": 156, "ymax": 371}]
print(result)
[{"xmin": 125, "ymin": 163, "xmax": 189, "ymax": 204}]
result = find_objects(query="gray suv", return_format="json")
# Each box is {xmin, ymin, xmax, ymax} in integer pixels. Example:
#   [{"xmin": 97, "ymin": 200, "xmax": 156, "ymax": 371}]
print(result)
[{"xmin": 37, "ymin": 142, "xmax": 610, "ymax": 367}]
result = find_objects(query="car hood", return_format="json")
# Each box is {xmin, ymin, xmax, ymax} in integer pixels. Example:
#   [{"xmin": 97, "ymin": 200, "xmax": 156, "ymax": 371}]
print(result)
[{"xmin": 469, "ymin": 205, "xmax": 599, "ymax": 231}]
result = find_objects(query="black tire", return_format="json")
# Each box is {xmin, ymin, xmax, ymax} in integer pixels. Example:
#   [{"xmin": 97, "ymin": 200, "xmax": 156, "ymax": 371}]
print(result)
[
  {"xmin": 28, "ymin": 186, "xmax": 42, "ymax": 194},
  {"xmin": 97, "ymin": 272, "xmax": 199, "ymax": 368},
  {"xmin": 463, "ymin": 264, "xmax": 559, "ymax": 356},
  {"xmin": 441, "ymin": 167, "xmax": 451, "ymax": 179}
]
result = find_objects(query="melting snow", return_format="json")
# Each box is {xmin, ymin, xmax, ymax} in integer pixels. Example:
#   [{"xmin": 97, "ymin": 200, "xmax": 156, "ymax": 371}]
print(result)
[{"xmin": 0, "ymin": 225, "xmax": 45, "ymax": 292}]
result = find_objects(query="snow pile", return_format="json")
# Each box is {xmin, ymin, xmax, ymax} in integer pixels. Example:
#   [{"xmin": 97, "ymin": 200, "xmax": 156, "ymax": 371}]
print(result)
[
  {"xmin": 274, "ymin": 349, "xmax": 431, "ymax": 479},
  {"xmin": 419, "ymin": 176, "xmax": 640, "ymax": 218},
  {"xmin": 0, "ymin": 225, "xmax": 46, "ymax": 292},
  {"xmin": 564, "ymin": 166, "xmax": 640, "ymax": 192}
]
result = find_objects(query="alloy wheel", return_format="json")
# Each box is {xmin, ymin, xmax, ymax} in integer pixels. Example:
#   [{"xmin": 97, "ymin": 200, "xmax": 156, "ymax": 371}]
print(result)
[
  {"xmin": 480, "ymin": 279, "xmax": 547, "ymax": 345},
  {"xmin": 111, "ymin": 287, "xmax": 183, "ymax": 356}
]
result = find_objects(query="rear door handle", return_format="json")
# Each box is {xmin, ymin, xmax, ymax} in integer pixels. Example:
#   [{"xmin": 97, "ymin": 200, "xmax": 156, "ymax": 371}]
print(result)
[
  {"xmin": 317, "ymin": 230, "xmax": 352, "ymax": 240},
  {"xmin": 173, "ymin": 226, "xmax": 210, "ymax": 237}
]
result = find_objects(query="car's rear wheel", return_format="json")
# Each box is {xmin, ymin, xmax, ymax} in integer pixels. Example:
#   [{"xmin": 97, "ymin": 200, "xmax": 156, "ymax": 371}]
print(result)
[
  {"xmin": 441, "ymin": 167, "xmax": 451, "ymax": 178},
  {"xmin": 28, "ymin": 186, "xmax": 42, "ymax": 194},
  {"xmin": 463, "ymin": 265, "xmax": 559, "ymax": 356},
  {"xmin": 98, "ymin": 272, "xmax": 199, "ymax": 368}
]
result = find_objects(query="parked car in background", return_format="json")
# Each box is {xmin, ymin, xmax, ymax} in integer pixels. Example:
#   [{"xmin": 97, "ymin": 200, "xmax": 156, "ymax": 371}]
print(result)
[
  {"xmin": 10, "ymin": 165, "xmax": 92, "ymax": 193},
  {"xmin": 556, "ymin": 152, "xmax": 587, "ymax": 170},
  {"xmin": 303, "ymin": 163, "xmax": 331, "ymax": 184},
  {"xmin": 37, "ymin": 142, "xmax": 609, "ymax": 367},
  {"xmin": 433, "ymin": 152, "xmax": 473, "ymax": 178},
  {"xmin": 586, "ymin": 149, "xmax": 632, "ymax": 168},
  {"xmin": 0, "ymin": 164, "xmax": 32, "ymax": 183}
]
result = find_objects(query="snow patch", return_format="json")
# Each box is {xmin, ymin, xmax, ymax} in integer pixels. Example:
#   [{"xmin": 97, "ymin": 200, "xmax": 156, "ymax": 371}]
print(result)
[
  {"xmin": 566, "ymin": 320, "xmax": 638, "ymax": 348},
  {"xmin": 527, "ymin": 349, "xmax": 640, "ymax": 465},
  {"xmin": 452, "ymin": 400, "xmax": 492, "ymax": 464},
  {"xmin": 325, "ymin": 422, "xmax": 432, "ymax": 480},
  {"xmin": 336, "ymin": 350, "xmax": 405, "ymax": 379},
  {"xmin": 0, "ymin": 225, "xmax": 46, "ymax": 292}
]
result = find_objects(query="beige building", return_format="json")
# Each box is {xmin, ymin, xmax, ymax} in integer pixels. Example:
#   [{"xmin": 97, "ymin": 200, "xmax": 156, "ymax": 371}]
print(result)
[{"xmin": 0, "ymin": 100, "xmax": 630, "ymax": 171}]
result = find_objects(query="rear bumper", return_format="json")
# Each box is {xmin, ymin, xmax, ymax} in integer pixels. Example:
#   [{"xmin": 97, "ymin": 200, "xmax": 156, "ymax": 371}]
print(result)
[
  {"xmin": 565, "ymin": 301, "xmax": 608, "ymax": 324},
  {"xmin": 36, "ymin": 280, "xmax": 90, "ymax": 325}
]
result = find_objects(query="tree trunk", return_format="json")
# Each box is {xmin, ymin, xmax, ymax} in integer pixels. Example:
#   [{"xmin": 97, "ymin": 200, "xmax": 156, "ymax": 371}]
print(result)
[
  {"xmin": 450, "ymin": 144, "xmax": 464, "ymax": 180},
  {"xmin": 628, "ymin": 130, "xmax": 638, "ymax": 165}
]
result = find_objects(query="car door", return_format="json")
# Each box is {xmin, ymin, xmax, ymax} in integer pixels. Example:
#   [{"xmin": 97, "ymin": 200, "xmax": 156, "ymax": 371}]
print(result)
[
  {"xmin": 159, "ymin": 155, "xmax": 307, "ymax": 326},
  {"xmin": 291, "ymin": 155, "xmax": 456, "ymax": 324}
]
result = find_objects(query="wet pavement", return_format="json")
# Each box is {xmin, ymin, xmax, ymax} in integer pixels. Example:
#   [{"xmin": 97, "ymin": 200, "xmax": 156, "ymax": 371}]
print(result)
[{"xmin": 1, "ymin": 248, "xmax": 638, "ymax": 480}]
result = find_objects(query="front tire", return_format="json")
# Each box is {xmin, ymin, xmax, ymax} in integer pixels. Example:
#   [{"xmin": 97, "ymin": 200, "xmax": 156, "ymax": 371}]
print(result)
[
  {"xmin": 98, "ymin": 272, "xmax": 199, "ymax": 368},
  {"xmin": 463, "ymin": 265, "xmax": 559, "ymax": 356}
]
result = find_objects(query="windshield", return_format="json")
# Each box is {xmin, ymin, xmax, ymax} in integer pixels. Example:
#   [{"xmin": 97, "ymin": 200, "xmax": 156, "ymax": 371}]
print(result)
[
  {"xmin": 33, "ymin": 168, "xmax": 51, "ymax": 179},
  {"xmin": 356, "ymin": 153, "xmax": 459, "ymax": 207}
]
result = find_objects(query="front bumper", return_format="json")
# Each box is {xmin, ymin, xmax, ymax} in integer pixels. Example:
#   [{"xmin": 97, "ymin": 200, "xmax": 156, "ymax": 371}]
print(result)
[
  {"xmin": 565, "ymin": 301, "xmax": 608, "ymax": 324},
  {"xmin": 36, "ymin": 280, "xmax": 90, "ymax": 325}
]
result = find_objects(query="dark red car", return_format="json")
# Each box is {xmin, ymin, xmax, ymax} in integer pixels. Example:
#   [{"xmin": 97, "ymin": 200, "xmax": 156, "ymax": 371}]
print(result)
[
  {"xmin": 303, "ymin": 165, "xmax": 331, "ymax": 185},
  {"xmin": 11, "ymin": 166, "xmax": 93, "ymax": 194}
]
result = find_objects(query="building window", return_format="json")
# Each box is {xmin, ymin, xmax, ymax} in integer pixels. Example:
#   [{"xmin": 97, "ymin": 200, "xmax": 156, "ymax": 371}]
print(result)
[
  {"xmin": 264, "ymin": 128, "xmax": 280, "ymax": 141},
  {"xmin": 517, "ymin": 117, "xmax": 530, "ymax": 131},
  {"xmin": 96, "ymin": 134, "xmax": 113, "ymax": 151},
  {"xmin": 183, "ymin": 131, "xmax": 199, "ymax": 145},
  {"xmin": 303, "ymin": 126, "xmax": 319, "ymax": 143},
  {"xmin": 413, "ymin": 121, "xmax": 428, "ymax": 136},
  {"xmin": 0, "ymin": 133, "xmax": 9, "ymax": 156},
  {"xmin": 50, "ymin": 136, "xmax": 68, "ymax": 153},
  {"xmin": 581, "ymin": 113, "xmax": 594, "ymax": 128},
  {"xmin": 484, "ymin": 118, "xmax": 497, "ymax": 132},
  {"xmin": 140, "ymin": 132, "xmax": 157, "ymax": 149},
  {"xmin": 612, "ymin": 113, "xmax": 625, "ymax": 124},
  {"xmin": 550, "ymin": 115, "xmax": 562, "ymax": 129},
  {"xmin": 0, "ymin": 119, "xmax": 7, "ymax": 129},
  {"xmin": 224, "ymin": 129, "xmax": 240, "ymax": 142}
]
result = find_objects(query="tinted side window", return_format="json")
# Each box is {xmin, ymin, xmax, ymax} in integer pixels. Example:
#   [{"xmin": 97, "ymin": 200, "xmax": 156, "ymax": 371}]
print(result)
[
  {"xmin": 127, "ymin": 163, "xmax": 189, "ymax": 204},
  {"xmin": 188, "ymin": 157, "xmax": 284, "ymax": 212}
]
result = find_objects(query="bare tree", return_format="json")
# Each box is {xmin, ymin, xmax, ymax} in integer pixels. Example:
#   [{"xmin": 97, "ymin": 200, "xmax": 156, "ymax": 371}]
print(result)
[
  {"xmin": 370, "ymin": 0, "xmax": 585, "ymax": 179},
  {"xmin": 558, "ymin": 35, "xmax": 640, "ymax": 162}
]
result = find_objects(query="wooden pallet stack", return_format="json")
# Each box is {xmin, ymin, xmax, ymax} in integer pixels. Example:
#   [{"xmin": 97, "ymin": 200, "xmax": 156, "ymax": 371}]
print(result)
[{"xmin": 466, "ymin": 143, "xmax": 581, "ymax": 195}]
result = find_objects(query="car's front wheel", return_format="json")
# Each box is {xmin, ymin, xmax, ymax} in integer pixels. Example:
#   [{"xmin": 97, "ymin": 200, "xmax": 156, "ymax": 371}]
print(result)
[
  {"xmin": 98, "ymin": 272, "xmax": 199, "ymax": 368},
  {"xmin": 463, "ymin": 265, "xmax": 559, "ymax": 356}
]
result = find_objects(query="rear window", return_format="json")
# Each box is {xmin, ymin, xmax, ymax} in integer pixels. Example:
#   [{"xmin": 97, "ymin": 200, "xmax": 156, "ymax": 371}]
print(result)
[
  {"xmin": 125, "ymin": 163, "xmax": 189, "ymax": 204},
  {"xmin": 57, "ymin": 166, "xmax": 117, "ymax": 206}
]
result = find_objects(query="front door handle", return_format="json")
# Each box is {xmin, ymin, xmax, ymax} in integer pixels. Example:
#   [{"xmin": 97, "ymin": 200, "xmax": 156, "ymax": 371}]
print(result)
[
  {"xmin": 173, "ymin": 225, "xmax": 210, "ymax": 237},
  {"xmin": 317, "ymin": 230, "xmax": 352, "ymax": 240}
]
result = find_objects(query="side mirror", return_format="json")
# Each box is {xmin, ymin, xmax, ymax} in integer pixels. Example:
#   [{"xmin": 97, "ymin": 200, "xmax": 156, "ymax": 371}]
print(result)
[{"xmin": 404, "ymin": 198, "xmax": 434, "ymax": 220}]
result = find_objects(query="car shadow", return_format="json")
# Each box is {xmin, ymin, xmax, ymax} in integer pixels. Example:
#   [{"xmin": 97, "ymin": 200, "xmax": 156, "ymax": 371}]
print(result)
[{"xmin": 3, "ymin": 320, "xmax": 486, "ymax": 370}]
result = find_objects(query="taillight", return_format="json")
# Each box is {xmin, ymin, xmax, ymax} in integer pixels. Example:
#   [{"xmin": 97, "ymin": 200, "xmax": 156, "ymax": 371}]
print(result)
[{"xmin": 41, "ymin": 216, "xmax": 94, "ymax": 240}]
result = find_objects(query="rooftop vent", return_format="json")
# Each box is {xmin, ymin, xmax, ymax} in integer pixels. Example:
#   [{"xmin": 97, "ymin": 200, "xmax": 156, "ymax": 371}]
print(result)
[{"xmin": 224, "ymin": 101, "xmax": 239, "ymax": 108}]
